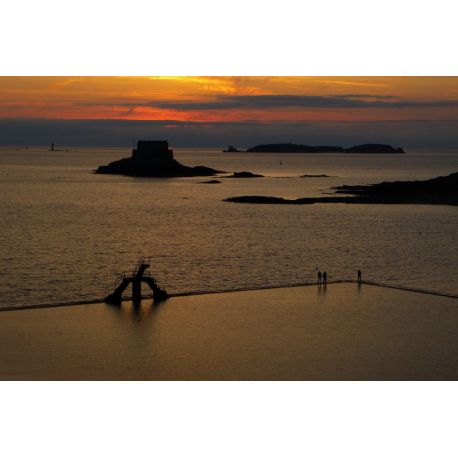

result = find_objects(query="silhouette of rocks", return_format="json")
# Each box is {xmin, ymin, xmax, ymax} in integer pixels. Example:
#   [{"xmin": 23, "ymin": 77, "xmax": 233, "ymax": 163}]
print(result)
[
  {"xmin": 226, "ymin": 171, "xmax": 264, "ymax": 178},
  {"xmin": 334, "ymin": 172, "xmax": 457, "ymax": 200},
  {"xmin": 95, "ymin": 140, "xmax": 221, "ymax": 177},
  {"xmin": 223, "ymin": 145, "xmax": 240, "ymax": 152},
  {"xmin": 224, "ymin": 142, "xmax": 405, "ymax": 154},
  {"xmin": 345, "ymin": 144, "xmax": 405, "ymax": 154},
  {"xmin": 226, "ymin": 196, "xmax": 314, "ymax": 204},
  {"xmin": 225, "ymin": 173, "xmax": 458, "ymax": 206},
  {"xmin": 199, "ymin": 179, "xmax": 222, "ymax": 184},
  {"xmin": 300, "ymin": 174, "xmax": 330, "ymax": 178}
]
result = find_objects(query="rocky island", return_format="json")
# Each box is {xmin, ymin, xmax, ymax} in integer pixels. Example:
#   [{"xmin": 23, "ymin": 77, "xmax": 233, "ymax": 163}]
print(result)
[
  {"xmin": 344, "ymin": 144, "xmax": 405, "ymax": 154},
  {"xmin": 96, "ymin": 140, "xmax": 221, "ymax": 177},
  {"xmin": 224, "ymin": 172, "xmax": 458, "ymax": 206},
  {"xmin": 300, "ymin": 174, "xmax": 331, "ymax": 178},
  {"xmin": 223, "ymin": 143, "xmax": 405, "ymax": 154},
  {"xmin": 223, "ymin": 145, "xmax": 240, "ymax": 152},
  {"xmin": 225, "ymin": 171, "xmax": 264, "ymax": 178}
]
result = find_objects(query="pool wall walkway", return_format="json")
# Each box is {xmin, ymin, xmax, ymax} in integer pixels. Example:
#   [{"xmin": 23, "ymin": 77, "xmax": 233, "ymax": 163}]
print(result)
[{"xmin": 1, "ymin": 280, "xmax": 456, "ymax": 313}]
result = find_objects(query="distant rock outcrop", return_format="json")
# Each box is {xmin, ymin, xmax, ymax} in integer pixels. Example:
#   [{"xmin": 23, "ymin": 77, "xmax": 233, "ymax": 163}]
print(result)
[
  {"xmin": 344, "ymin": 144, "xmax": 405, "ymax": 154},
  {"xmin": 226, "ymin": 171, "xmax": 264, "ymax": 178},
  {"xmin": 199, "ymin": 179, "xmax": 222, "ymax": 184},
  {"xmin": 223, "ymin": 145, "xmax": 240, "ymax": 152},
  {"xmin": 224, "ymin": 142, "xmax": 405, "ymax": 154},
  {"xmin": 95, "ymin": 140, "xmax": 221, "ymax": 177},
  {"xmin": 226, "ymin": 196, "xmax": 308, "ymax": 204},
  {"xmin": 300, "ymin": 174, "xmax": 331, "ymax": 178}
]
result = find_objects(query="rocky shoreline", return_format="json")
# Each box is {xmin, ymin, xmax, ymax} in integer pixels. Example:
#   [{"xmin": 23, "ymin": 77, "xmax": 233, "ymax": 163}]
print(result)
[{"xmin": 225, "ymin": 173, "xmax": 458, "ymax": 206}]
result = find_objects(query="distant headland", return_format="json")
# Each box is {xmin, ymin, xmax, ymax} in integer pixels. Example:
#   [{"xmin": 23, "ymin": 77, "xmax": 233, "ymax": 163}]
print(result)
[
  {"xmin": 223, "ymin": 143, "xmax": 405, "ymax": 154},
  {"xmin": 96, "ymin": 141, "xmax": 221, "ymax": 177},
  {"xmin": 224, "ymin": 172, "xmax": 458, "ymax": 206}
]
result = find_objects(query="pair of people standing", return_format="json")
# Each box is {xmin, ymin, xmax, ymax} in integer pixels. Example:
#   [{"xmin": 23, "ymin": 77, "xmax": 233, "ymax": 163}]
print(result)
[
  {"xmin": 317, "ymin": 271, "xmax": 327, "ymax": 285},
  {"xmin": 317, "ymin": 270, "xmax": 362, "ymax": 284}
]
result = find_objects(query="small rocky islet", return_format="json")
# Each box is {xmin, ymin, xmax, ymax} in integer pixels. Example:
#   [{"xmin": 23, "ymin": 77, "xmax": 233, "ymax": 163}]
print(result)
[
  {"xmin": 95, "ymin": 140, "xmax": 221, "ymax": 177},
  {"xmin": 225, "ymin": 171, "xmax": 264, "ymax": 178},
  {"xmin": 199, "ymin": 179, "xmax": 222, "ymax": 184},
  {"xmin": 95, "ymin": 141, "xmax": 271, "ymax": 179},
  {"xmin": 300, "ymin": 174, "xmax": 331, "ymax": 178}
]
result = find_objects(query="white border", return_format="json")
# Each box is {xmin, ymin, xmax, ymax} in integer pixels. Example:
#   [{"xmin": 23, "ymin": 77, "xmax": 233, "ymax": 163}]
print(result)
[
  {"xmin": 1, "ymin": 0, "xmax": 458, "ymax": 75},
  {"xmin": 1, "ymin": 382, "xmax": 457, "ymax": 457}
]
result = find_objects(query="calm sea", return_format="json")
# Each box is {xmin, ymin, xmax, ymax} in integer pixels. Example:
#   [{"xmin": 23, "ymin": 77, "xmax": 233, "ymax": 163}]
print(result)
[{"xmin": 0, "ymin": 146, "xmax": 457, "ymax": 309}]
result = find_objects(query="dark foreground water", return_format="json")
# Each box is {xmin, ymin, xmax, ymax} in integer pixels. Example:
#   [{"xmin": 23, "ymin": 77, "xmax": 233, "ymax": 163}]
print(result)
[{"xmin": 0, "ymin": 146, "xmax": 457, "ymax": 309}]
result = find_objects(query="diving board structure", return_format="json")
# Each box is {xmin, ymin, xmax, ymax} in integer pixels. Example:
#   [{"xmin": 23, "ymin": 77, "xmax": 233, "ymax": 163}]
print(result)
[{"xmin": 105, "ymin": 258, "xmax": 168, "ymax": 304}]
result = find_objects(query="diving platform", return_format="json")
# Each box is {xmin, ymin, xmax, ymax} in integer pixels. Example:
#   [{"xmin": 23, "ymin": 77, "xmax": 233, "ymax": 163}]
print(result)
[{"xmin": 105, "ymin": 258, "xmax": 168, "ymax": 305}]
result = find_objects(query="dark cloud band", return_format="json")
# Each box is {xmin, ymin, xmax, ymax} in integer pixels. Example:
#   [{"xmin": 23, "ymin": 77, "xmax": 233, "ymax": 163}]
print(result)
[{"xmin": 80, "ymin": 94, "xmax": 458, "ymax": 111}]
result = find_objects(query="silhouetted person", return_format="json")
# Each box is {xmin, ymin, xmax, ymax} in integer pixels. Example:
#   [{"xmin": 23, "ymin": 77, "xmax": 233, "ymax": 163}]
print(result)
[
  {"xmin": 317, "ymin": 271, "xmax": 322, "ymax": 285},
  {"xmin": 357, "ymin": 270, "xmax": 362, "ymax": 283},
  {"xmin": 323, "ymin": 272, "xmax": 327, "ymax": 285},
  {"xmin": 51, "ymin": 142, "xmax": 54, "ymax": 152}
]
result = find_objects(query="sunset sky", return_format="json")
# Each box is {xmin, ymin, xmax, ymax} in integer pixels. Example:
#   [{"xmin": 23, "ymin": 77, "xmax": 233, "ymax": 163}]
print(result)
[{"xmin": 1, "ymin": 76, "xmax": 458, "ymax": 147}]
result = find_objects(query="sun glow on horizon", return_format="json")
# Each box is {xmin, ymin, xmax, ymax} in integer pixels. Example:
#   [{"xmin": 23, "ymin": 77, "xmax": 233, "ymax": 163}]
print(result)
[{"xmin": 1, "ymin": 76, "xmax": 457, "ymax": 123}]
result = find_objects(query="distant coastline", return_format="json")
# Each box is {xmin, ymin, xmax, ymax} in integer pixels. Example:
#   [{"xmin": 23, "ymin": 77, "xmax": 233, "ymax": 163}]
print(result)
[{"xmin": 223, "ymin": 143, "xmax": 405, "ymax": 154}]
